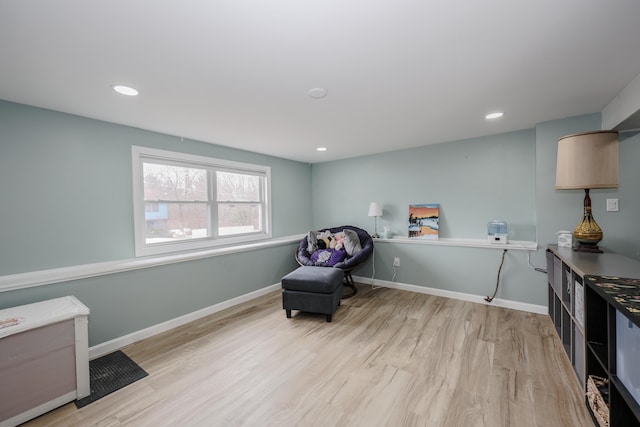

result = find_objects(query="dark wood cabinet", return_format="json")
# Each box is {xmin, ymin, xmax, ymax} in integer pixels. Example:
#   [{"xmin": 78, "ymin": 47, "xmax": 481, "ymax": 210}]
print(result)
[
  {"xmin": 547, "ymin": 246, "xmax": 587, "ymax": 387},
  {"xmin": 584, "ymin": 275, "xmax": 640, "ymax": 427},
  {"xmin": 547, "ymin": 245, "xmax": 640, "ymax": 426}
]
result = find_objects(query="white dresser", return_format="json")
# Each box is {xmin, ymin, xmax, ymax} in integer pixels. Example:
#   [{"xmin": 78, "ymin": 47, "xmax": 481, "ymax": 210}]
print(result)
[{"xmin": 0, "ymin": 296, "xmax": 90, "ymax": 427}]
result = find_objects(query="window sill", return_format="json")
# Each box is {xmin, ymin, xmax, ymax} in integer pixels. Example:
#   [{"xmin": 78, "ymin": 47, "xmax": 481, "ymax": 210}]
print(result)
[
  {"xmin": 373, "ymin": 237, "xmax": 537, "ymax": 251},
  {"xmin": 0, "ymin": 234, "xmax": 304, "ymax": 293}
]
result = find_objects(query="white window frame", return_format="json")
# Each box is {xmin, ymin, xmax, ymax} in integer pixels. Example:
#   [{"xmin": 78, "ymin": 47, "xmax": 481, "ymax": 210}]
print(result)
[{"xmin": 132, "ymin": 146, "xmax": 272, "ymax": 257}]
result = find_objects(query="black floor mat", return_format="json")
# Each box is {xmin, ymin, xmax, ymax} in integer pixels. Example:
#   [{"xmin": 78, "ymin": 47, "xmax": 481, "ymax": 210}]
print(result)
[{"xmin": 75, "ymin": 350, "xmax": 148, "ymax": 408}]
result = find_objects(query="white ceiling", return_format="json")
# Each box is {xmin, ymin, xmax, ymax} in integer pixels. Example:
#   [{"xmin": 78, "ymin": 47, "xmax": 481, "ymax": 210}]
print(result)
[{"xmin": 2, "ymin": 0, "xmax": 640, "ymax": 164}]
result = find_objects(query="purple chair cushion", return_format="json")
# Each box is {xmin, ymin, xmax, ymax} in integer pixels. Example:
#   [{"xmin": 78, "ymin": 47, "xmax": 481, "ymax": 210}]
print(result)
[
  {"xmin": 296, "ymin": 225, "xmax": 374, "ymax": 271},
  {"xmin": 310, "ymin": 248, "xmax": 348, "ymax": 267}
]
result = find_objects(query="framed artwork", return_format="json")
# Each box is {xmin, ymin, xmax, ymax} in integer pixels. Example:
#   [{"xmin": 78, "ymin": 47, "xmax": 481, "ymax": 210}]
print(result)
[{"xmin": 408, "ymin": 204, "xmax": 439, "ymax": 240}]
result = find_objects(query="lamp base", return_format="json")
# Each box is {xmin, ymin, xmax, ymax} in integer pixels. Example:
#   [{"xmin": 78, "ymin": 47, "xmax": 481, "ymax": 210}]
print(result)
[
  {"xmin": 572, "ymin": 189, "xmax": 603, "ymax": 253},
  {"xmin": 574, "ymin": 242, "xmax": 603, "ymax": 253}
]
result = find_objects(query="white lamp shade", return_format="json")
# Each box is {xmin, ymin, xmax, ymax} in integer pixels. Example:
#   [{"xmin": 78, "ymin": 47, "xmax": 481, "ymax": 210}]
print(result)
[
  {"xmin": 555, "ymin": 131, "xmax": 619, "ymax": 190},
  {"xmin": 368, "ymin": 202, "xmax": 382, "ymax": 217}
]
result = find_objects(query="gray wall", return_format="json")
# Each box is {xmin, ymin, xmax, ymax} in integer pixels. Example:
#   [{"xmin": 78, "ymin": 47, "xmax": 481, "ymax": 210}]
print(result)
[{"xmin": 0, "ymin": 100, "xmax": 311, "ymax": 345}]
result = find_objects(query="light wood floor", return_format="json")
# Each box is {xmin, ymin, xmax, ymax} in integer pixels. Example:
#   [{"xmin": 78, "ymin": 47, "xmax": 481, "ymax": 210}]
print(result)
[{"xmin": 24, "ymin": 285, "xmax": 593, "ymax": 427}]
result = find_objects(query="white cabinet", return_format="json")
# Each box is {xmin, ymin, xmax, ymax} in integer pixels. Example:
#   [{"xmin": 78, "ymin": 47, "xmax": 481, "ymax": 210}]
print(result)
[{"xmin": 0, "ymin": 296, "xmax": 89, "ymax": 427}]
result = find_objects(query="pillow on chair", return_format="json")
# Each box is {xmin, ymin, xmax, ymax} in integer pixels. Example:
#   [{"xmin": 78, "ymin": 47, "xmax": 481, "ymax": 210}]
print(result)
[
  {"xmin": 307, "ymin": 230, "xmax": 319, "ymax": 253},
  {"xmin": 343, "ymin": 229, "xmax": 362, "ymax": 256}
]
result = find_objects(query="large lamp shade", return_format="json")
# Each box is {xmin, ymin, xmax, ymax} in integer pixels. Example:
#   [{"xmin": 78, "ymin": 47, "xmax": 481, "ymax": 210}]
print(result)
[
  {"xmin": 556, "ymin": 131, "xmax": 618, "ymax": 190},
  {"xmin": 555, "ymin": 130, "xmax": 619, "ymax": 252}
]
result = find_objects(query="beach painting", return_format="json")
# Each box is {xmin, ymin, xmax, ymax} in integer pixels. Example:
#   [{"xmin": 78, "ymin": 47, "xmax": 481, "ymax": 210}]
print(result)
[{"xmin": 408, "ymin": 204, "xmax": 439, "ymax": 240}]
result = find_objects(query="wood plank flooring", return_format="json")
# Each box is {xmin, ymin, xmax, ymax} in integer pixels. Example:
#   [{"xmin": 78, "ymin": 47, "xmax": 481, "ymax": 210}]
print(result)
[{"xmin": 23, "ymin": 285, "xmax": 593, "ymax": 426}]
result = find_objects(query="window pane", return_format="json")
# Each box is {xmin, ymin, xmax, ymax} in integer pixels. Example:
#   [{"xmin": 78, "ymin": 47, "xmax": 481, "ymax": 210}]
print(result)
[
  {"xmin": 143, "ymin": 163, "xmax": 207, "ymax": 201},
  {"xmin": 218, "ymin": 203, "xmax": 261, "ymax": 236},
  {"xmin": 133, "ymin": 146, "xmax": 272, "ymax": 256},
  {"xmin": 216, "ymin": 171, "xmax": 260, "ymax": 201},
  {"xmin": 145, "ymin": 202, "xmax": 209, "ymax": 242}
]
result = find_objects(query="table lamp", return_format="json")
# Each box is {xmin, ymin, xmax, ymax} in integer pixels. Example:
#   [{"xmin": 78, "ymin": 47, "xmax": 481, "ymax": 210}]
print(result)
[
  {"xmin": 555, "ymin": 130, "xmax": 618, "ymax": 253},
  {"xmin": 368, "ymin": 202, "xmax": 383, "ymax": 238}
]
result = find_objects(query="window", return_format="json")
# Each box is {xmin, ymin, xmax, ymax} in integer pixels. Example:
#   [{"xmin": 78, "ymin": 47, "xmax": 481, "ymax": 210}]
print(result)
[{"xmin": 132, "ymin": 146, "xmax": 271, "ymax": 256}]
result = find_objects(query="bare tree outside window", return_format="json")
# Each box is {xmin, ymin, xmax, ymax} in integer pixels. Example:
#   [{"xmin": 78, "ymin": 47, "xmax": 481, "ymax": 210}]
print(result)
[
  {"xmin": 133, "ymin": 146, "xmax": 271, "ymax": 256},
  {"xmin": 217, "ymin": 171, "xmax": 262, "ymax": 235},
  {"xmin": 143, "ymin": 163, "xmax": 208, "ymax": 241}
]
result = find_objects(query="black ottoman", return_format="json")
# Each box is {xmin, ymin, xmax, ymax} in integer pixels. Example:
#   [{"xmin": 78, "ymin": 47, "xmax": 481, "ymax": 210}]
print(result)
[{"xmin": 282, "ymin": 266, "xmax": 344, "ymax": 322}]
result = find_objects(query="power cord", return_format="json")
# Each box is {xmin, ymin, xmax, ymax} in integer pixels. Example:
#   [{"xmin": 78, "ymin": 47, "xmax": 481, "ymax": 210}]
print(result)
[
  {"xmin": 485, "ymin": 249, "xmax": 507, "ymax": 303},
  {"xmin": 370, "ymin": 246, "xmax": 380, "ymax": 289},
  {"xmin": 369, "ymin": 247, "xmax": 544, "ymax": 299},
  {"xmin": 527, "ymin": 250, "xmax": 547, "ymax": 274},
  {"xmin": 369, "ymin": 246, "xmax": 394, "ymax": 290}
]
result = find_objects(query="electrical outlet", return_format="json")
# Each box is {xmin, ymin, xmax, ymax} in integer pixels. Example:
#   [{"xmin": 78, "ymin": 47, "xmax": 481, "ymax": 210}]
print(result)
[{"xmin": 393, "ymin": 257, "xmax": 400, "ymax": 267}]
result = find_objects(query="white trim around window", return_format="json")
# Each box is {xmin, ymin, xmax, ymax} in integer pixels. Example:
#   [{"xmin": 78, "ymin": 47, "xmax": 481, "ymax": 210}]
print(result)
[{"xmin": 132, "ymin": 146, "xmax": 272, "ymax": 257}]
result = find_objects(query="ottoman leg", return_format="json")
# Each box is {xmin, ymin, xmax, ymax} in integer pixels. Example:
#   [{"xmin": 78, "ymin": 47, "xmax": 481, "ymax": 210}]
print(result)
[
  {"xmin": 286, "ymin": 309, "xmax": 292, "ymax": 318},
  {"xmin": 326, "ymin": 314, "xmax": 332, "ymax": 322}
]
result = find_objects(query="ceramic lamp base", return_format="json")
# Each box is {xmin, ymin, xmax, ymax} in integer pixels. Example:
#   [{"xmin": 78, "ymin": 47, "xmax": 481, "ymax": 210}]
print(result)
[{"xmin": 573, "ymin": 189, "xmax": 603, "ymax": 253}]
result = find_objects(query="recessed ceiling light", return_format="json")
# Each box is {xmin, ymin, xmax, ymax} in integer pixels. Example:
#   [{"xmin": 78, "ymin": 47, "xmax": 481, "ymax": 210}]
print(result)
[
  {"xmin": 316, "ymin": 147, "xmax": 328, "ymax": 152},
  {"xmin": 485, "ymin": 112, "xmax": 504, "ymax": 120},
  {"xmin": 308, "ymin": 88, "xmax": 328, "ymax": 99},
  {"xmin": 112, "ymin": 85, "xmax": 139, "ymax": 96}
]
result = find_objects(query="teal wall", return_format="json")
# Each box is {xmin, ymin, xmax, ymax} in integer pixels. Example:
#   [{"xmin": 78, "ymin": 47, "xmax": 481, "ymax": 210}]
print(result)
[
  {"xmin": 310, "ymin": 112, "xmax": 639, "ymax": 307},
  {"xmin": 0, "ymin": 245, "xmax": 297, "ymax": 346},
  {"xmin": 311, "ymin": 129, "xmax": 543, "ymax": 305},
  {"xmin": 608, "ymin": 130, "xmax": 640, "ymax": 258},
  {"xmin": 311, "ymin": 129, "xmax": 536, "ymax": 240},
  {"xmin": 2, "ymin": 98, "xmax": 639, "ymax": 346},
  {"xmin": 0, "ymin": 100, "xmax": 312, "ymax": 274},
  {"xmin": 534, "ymin": 114, "xmax": 640, "ymax": 265},
  {"xmin": 0, "ymin": 100, "xmax": 310, "ymax": 345}
]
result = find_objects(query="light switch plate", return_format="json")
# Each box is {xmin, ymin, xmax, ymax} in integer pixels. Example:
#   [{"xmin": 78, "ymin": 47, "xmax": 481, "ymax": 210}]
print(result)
[{"xmin": 607, "ymin": 198, "xmax": 619, "ymax": 212}]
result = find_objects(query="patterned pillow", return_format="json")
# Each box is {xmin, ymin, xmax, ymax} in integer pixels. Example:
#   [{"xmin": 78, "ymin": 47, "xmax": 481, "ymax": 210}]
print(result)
[
  {"xmin": 343, "ymin": 229, "xmax": 362, "ymax": 256},
  {"xmin": 310, "ymin": 248, "xmax": 348, "ymax": 266},
  {"xmin": 307, "ymin": 230, "xmax": 318, "ymax": 253}
]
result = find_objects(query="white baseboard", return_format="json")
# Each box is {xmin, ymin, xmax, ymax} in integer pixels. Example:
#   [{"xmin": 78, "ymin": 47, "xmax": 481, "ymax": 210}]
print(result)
[
  {"xmin": 89, "ymin": 283, "xmax": 281, "ymax": 359},
  {"xmin": 0, "ymin": 391, "xmax": 77, "ymax": 427},
  {"xmin": 352, "ymin": 275, "xmax": 547, "ymax": 315}
]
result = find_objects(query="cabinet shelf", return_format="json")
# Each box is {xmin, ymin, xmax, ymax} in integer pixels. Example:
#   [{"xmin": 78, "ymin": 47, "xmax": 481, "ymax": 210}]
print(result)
[
  {"xmin": 611, "ymin": 376, "xmax": 640, "ymax": 425},
  {"xmin": 585, "ymin": 273, "xmax": 640, "ymax": 427},
  {"xmin": 587, "ymin": 341, "xmax": 608, "ymax": 372},
  {"xmin": 548, "ymin": 245, "xmax": 640, "ymax": 427}
]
